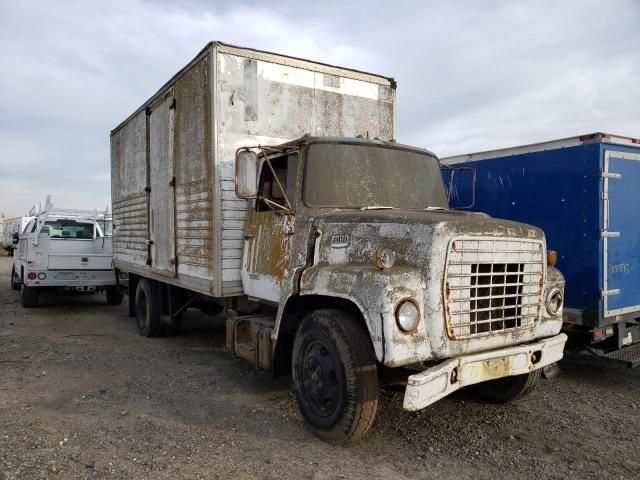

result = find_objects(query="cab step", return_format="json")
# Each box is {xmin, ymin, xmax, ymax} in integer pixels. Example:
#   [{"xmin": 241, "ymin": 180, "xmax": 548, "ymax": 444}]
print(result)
[{"xmin": 225, "ymin": 314, "xmax": 275, "ymax": 371}]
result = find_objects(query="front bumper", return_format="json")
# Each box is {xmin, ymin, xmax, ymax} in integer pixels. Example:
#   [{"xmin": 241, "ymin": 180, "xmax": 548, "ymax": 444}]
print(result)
[{"xmin": 403, "ymin": 333, "xmax": 567, "ymax": 411}]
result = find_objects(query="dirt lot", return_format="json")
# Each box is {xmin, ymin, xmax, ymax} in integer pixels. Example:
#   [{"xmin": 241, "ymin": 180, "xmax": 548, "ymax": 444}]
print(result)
[{"xmin": 0, "ymin": 254, "xmax": 638, "ymax": 479}]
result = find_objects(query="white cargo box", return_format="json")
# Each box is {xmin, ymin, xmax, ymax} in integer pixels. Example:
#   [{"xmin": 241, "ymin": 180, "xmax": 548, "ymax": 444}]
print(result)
[{"xmin": 111, "ymin": 41, "xmax": 396, "ymax": 297}]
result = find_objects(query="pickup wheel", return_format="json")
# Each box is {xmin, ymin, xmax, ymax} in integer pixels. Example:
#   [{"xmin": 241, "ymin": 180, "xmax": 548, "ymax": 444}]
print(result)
[
  {"xmin": 292, "ymin": 309, "xmax": 379, "ymax": 445},
  {"xmin": 10, "ymin": 266, "xmax": 21, "ymax": 291},
  {"xmin": 106, "ymin": 287, "xmax": 124, "ymax": 306},
  {"xmin": 21, "ymin": 286, "xmax": 39, "ymax": 308},
  {"xmin": 471, "ymin": 369, "xmax": 541, "ymax": 403},
  {"xmin": 135, "ymin": 279, "xmax": 162, "ymax": 337}
]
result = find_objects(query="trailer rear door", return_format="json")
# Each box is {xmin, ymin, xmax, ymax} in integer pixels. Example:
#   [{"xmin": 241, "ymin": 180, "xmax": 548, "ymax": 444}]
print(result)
[{"xmin": 603, "ymin": 149, "xmax": 640, "ymax": 317}]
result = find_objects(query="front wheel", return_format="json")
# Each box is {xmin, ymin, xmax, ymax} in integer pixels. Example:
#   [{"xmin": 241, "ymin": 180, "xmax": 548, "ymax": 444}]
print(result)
[
  {"xmin": 292, "ymin": 309, "xmax": 379, "ymax": 445},
  {"xmin": 470, "ymin": 370, "xmax": 541, "ymax": 403},
  {"xmin": 10, "ymin": 266, "xmax": 21, "ymax": 291}
]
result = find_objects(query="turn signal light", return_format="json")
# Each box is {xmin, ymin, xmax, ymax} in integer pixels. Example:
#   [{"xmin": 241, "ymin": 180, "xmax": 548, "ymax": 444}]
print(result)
[{"xmin": 547, "ymin": 250, "xmax": 558, "ymax": 266}]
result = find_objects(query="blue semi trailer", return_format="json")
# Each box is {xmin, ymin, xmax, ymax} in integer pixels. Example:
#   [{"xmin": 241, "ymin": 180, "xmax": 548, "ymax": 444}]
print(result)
[{"xmin": 442, "ymin": 133, "xmax": 640, "ymax": 366}]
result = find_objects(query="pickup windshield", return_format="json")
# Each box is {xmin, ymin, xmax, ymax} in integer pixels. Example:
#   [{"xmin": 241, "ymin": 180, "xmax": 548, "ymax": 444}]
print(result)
[
  {"xmin": 43, "ymin": 220, "xmax": 95, "ymax": 239},
  {"xmin": 303, "ymin": 143, "xmax": 449, "ymax": 209}
]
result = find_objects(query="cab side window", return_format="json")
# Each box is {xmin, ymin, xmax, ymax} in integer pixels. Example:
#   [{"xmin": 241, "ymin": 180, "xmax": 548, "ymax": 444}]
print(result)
[{"xmin": 256, "ymin": 153, "xmax": 296, "ymax": 212}]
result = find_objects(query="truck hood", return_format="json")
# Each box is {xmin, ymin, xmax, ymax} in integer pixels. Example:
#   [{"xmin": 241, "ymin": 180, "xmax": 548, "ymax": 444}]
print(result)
[
  {"xmin": 311, "ymin": 209, "xmax": 545, "ymax": 270},
  {"xmin": 315, "ymin": 208, "xmax": 544, "ymax": 238}
]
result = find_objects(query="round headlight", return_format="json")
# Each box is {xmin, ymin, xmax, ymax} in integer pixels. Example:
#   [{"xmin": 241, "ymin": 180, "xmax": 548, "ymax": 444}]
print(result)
[
  {"xmin": 545, "ymin": 287, "xmax": 563, "ymax": 315},
  {"xmin": 395, "ymin": 300, "xmax": 420, "ymax": 332}
]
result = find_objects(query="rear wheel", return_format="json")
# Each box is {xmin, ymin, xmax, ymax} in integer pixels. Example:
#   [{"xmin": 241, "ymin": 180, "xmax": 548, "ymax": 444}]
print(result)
[
  {"xmin": 127, "ymin": 277, "xmax": 137, "ymax": 318},
  {"xmin": 21, "ymin": 286, "xmax": 39, "ymax": 308},
  {"xmin": 106, "ymin": 287, "xmax": 124, "ymax": 305},
  {"xmin": 135, "ymin": 278, "xmax": 162, "ymax": 337},
  {"xmin": 10, "ymin": 266, "xmax": 21, "ymax": 291},
  {"xmin": 471, "ymin": 370, "xmax": 541, "ymax": 403},
  {"xmin": 292, "ymin": 309, "xmax": 379, "ymax": 445}
]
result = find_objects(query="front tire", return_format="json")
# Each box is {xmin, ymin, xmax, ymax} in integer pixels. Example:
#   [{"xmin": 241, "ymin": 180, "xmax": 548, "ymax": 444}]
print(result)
[
  {"xmin": 471, "ymin": 370, "xmax": 541, "ymax": 403},
  {"xmin": 22, "ymin": 286, "xmax": 39, "ymax": 308},
  {"xmin": 292, "ymin": 309, "xmax": 379, "ymax": 445},
  {"xmin": 10, "ymin": 266, "xmax": 21, "ymax": 291},
  {"xmin": 135, "ymin": 278, "xmax": 162, "ymax": 337}
]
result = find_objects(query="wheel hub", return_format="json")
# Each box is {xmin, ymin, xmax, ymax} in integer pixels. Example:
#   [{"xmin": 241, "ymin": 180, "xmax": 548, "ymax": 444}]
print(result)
[{"xmin": 301, "ymin": 341, "xmax": 341, "ymax": 417}]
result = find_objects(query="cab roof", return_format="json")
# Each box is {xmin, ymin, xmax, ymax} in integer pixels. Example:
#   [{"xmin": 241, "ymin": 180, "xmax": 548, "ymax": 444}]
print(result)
[{"xmin": 278, "ymin": 135, "xmax": 438, "ymax": 159}]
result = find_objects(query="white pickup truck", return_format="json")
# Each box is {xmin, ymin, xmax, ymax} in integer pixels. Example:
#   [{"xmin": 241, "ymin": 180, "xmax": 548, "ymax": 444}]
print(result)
[{"xmin": 11, "ymin": 204, "xmax": 126, "ymax": 308}]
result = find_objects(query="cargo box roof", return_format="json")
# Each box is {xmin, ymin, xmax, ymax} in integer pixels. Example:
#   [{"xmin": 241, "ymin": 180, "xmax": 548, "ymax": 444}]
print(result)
[
  {"xmin": 111, "ymin": 41, "xmax": 396, "ymax": 135},
  {"xmin": 443, "ymin": 132, "xmax": 640, "ymax": 165}
]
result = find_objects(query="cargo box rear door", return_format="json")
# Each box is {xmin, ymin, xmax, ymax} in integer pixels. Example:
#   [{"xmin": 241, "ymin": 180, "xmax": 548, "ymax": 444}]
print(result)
[
  {"xmin": 148, "ymin": 90, "xmax": 177, "ymax": 276},
  {"xmin": 602, "ymin": 149, "xmax": 640, "ymax": 317}
]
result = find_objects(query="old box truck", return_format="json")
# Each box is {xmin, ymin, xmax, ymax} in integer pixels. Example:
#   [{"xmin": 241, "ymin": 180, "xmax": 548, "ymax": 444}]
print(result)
[{"xmin": 111, "ymin": 42, "xmax": 566, "ymax": 443}]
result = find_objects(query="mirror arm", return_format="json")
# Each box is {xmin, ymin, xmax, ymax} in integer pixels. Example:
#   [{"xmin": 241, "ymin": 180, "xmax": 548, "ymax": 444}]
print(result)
[
  {"xmin": 261, "ymin": 150, "xmax": 294, "ymax": 212},
  {"xmin": 260, "ymin": 197, "xmax": 294, "ymax": 214}
]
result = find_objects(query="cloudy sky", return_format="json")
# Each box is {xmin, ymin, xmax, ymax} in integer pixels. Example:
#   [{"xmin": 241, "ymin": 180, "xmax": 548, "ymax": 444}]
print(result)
[{"xmin": 1, "ymin": 0, "xmax": 639, "ymax": 216}]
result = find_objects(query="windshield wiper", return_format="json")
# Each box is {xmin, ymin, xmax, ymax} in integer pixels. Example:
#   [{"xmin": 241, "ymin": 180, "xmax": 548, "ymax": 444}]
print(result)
[
  {"xmin": 358, "ymin": 206, "xmax": 397, "ymax": 211},
  {"xmin": 423, "ymin": 206, "xmax": 449, "ymax": 211}
]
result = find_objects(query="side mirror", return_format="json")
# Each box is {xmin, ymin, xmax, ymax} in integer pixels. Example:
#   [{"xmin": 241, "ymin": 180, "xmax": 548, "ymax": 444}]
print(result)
[
  {"xmin": 444, "ymin": 166, "xmax": 476, "ymax": 209},
  {"xmin": 235, "ymin": 149, "xmax": 259, "ymax": 199},
  {"xmin": 12, "ymin": 232, "xmax": 19, "ymax": 245}
]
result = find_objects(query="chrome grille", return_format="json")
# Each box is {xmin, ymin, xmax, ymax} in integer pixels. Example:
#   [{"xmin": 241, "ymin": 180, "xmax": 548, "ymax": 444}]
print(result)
[{"xmin": 445, "ymin": 238, "xmax": 544, "ymax": 339}]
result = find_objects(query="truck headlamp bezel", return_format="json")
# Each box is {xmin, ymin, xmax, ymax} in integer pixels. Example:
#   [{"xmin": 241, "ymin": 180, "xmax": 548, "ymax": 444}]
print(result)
[
  {"xmin": 545, "ymin": 287, "xmax": 564, "ymax": 316},
  {"xmin": 395, "ymin": 299, "xmax": 420, "ymax": 333}
]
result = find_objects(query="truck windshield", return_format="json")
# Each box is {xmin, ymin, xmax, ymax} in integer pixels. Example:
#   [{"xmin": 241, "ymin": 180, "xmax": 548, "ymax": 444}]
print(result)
[
  {"xmin": 303, "ymin": 143, "xmax": 449, "ymax": 209},
  {"xmin": 44, "ymin": 220, "xmax": 94, "ymax": 239}
]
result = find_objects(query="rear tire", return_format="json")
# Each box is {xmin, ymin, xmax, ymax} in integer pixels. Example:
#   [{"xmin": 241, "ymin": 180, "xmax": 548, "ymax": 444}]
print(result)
[
  {"xmin": 106, "ymin": 287, "xmax": 124, "ymax": 305},
  {"xmin": 11, "ymin": 266, "xmax": 21, "ymax": 291},
  {"xmin": 21, "ymin": 286, "xmax": 39, "ymax": 308},
  {"xmin": 471, "ymin": 370, "xmax": 541, "ymax": 403},
  {"xmin": 135, "ymin": 278, "xmax": 162, "ymax": 337},
  {"xmin": 292, "ymin": 309, "xmax": 379, "ymax": 445},
  {"xmin": 127, "ymin": 277, "xmax": 137, "ymax": 318}
]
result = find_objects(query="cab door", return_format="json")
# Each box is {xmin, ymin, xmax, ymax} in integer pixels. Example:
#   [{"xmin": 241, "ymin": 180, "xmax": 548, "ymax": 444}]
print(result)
[{"xmin": 241, "ymin": 153, "xmax": 297, "ymax": 303}]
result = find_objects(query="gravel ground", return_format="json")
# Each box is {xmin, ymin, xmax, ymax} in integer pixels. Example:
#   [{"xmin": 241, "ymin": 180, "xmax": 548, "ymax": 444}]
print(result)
[{"xmin": 0, "ymin": 253, "xmax": 638, "ymax": 479}]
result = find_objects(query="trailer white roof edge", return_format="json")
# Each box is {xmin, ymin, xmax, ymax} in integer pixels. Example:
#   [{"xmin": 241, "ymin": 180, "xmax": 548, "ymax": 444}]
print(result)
[
  {"xmin": 442, "ymin": 132, "xmax": 640, "ymax": 165},
  {"xmin": 111, "ymin": 41, "xmax": 396, "ymax": 135}
]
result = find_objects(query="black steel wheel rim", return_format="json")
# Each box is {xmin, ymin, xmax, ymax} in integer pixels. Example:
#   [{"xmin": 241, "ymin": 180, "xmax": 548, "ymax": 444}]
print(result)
[{"xmin": 298, "ymin": 338, "xmax": 344, "ymax": 420}]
